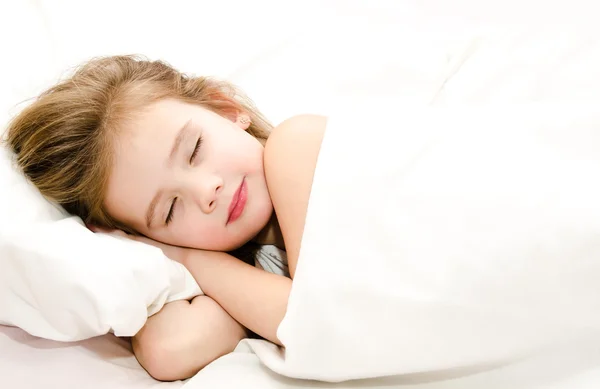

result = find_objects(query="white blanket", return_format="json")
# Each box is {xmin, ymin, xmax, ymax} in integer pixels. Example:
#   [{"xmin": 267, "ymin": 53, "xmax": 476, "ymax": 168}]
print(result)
[{"xmin": 236, "ymin": 31, "xmax": 600, "ymax": 384}]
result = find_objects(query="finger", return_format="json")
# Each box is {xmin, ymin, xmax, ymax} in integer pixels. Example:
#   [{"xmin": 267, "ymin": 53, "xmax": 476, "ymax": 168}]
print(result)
[
  {"xmin": 86, "ymin": 224, "xmax": 124, "ymax": 236},
  {"xmin": 85, "ymin": 223, "xmax": 99, "ymax": 232},
  {"xmin": 110, "ymin": 230, "xmax": 129, "ymax": 238}
]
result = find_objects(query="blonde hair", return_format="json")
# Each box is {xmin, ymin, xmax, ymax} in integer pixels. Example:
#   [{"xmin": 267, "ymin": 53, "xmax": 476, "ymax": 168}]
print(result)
[{"xmin": 5, "ymin": 55, "xmax": 272, "ymax": 232}]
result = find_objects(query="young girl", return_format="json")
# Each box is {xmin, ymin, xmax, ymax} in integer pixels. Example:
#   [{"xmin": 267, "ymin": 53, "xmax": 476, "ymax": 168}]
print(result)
[{"xmin": 5, "ymin": 55, "xmax": 325, "ymax": 381}]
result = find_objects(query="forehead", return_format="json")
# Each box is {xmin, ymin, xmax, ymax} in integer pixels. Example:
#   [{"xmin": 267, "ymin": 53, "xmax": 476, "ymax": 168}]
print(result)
[
  {"xmin": 126, "ymin": 99, "xmax": 195, "ymax": 134},
  {"xmin": 114, "ymin": 99, "xmax": 212, "ymax": 157}
]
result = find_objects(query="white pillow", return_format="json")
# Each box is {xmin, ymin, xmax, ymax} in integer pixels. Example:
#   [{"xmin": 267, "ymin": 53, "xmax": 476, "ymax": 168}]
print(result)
[{"xmin": 0, "ymin": 146, "xmax": 201, "ymax": 341}]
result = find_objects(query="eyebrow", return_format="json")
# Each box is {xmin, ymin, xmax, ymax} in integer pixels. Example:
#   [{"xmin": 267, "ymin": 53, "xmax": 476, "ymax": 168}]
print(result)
[{"xmin": 145, "ymin": 119, "xmax": 193, "ymax": 229}]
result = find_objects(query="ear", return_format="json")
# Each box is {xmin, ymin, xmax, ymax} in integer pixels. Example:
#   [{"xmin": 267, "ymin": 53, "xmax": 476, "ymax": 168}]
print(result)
[{"xmin": 234, "ymin": 113, "xmax": 251, "ymax": 130}]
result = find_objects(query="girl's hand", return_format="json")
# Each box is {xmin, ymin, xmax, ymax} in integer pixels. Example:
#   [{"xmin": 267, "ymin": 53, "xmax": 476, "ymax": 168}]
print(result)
[{"xmin": 87, "ymin": 225, "xmax": 190, "ymax": 265}]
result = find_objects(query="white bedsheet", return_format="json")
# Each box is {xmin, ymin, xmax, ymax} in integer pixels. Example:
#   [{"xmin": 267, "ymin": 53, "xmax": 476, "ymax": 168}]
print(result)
[
  {"xmin": 0, "ymin": 324, "xmax": 182, "ymax": 389},
  {"xmin": 184, "ymin": 338, "xmax": 600, "ymax": 389}
]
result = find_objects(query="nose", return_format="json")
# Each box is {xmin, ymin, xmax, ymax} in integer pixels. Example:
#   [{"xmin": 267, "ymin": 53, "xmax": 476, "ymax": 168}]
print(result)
[{"xmin": 190, "ymin": 172, "xmax": 223, "ymax": 214}]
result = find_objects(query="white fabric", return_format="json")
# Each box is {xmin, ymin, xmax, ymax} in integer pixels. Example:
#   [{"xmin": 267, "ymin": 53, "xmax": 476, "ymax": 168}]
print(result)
[
  {"xmin": 242, "ymin": 31, "xmax": 600, "ymax": 383},
  {"xmin": 255, "ymin": 245, "xmax": 290, "ymax": 278},
  {"xmin": 185, "ymin": 338, "xmax": 600, "ymax": 389},
  {"xmin": 266, "ymin": 101, "xmax": 600, "ymax": 381}
]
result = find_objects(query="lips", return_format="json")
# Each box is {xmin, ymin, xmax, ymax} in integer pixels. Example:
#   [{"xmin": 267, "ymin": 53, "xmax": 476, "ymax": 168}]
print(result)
[{"xmin": 227, "ymin": 178, "xmax": 247, "ymax": 224}]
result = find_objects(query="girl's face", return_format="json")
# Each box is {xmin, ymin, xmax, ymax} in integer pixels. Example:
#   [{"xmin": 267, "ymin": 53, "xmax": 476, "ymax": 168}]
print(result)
[{"xmin": 104, "ymin": 98, "xmax": 274, "ymax": 251}]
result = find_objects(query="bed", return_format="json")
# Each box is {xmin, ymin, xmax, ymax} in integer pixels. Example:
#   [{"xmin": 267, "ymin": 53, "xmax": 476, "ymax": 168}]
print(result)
[{"xmin": 2, "ymin": 1, "xmax": 600, "ymax": 388}]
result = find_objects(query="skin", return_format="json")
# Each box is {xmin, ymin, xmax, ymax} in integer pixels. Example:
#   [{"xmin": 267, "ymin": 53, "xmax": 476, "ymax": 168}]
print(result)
[
  {"xmin": 102, "ymin": 99, "xmax": 327, "ymax": 381},
  {"xmin": 104, "ymin": 98, "xmax": 276, "ymax": 252}
]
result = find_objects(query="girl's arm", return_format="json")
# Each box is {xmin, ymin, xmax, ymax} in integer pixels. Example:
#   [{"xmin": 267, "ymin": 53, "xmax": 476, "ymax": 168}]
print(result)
[
  {"xmin": 133, "ymin": 295, "xmax": 247, "ymax": 381},
  {"xmin": 180, "ymin": 250, "xmax": 291, "ymax": 345}
]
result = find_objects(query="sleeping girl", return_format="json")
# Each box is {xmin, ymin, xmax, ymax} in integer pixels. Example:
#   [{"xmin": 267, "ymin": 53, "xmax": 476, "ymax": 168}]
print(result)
[{"xmin": 5, "ymin": 55, "xmax": 321, "ymax": 381}]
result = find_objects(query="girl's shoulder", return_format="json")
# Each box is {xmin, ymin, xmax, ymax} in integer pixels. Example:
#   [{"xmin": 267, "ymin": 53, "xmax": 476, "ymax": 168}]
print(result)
[
  {"xmin": 263, "ymin": 114, "xmax": 327, "ymax": 277},
  {"xmin": 264, "ymin": 114, "xmax": 328, "ymax": 155}
]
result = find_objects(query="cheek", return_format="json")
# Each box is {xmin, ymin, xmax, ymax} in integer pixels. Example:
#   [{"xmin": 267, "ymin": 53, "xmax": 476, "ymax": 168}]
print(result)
[
  {"xmin": 224, "ymin": 134, "xmax": 265, "ymax": 167},
  {"xmin": 172, "ymin": 214, "xmax": 230, "ymax": 249},
  {"xmin": 238, "ymin": 144, "xmax": 265, "ymax": 172}
]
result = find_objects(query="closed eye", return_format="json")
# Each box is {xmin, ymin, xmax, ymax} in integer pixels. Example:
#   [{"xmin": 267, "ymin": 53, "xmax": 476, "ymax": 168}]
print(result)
[
  {"xmin": 165, "ymin": 197, "xmax": 177, "ymax": 225},
  {"xmin": 190, "ymin": 136, "xmax": 203, "ymax": 164}
]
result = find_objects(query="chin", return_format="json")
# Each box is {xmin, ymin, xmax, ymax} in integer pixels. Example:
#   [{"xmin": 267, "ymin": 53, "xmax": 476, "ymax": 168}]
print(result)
[{"xmin": 228, "ymin": 223, "xmax": 267, "ymax": 251}]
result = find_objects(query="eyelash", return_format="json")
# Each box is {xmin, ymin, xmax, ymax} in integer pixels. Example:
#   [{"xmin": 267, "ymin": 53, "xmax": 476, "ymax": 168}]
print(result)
[
  {"xmin": 166, "ymin": 136, "xmax": 203, "ymax": 226},
  {"xmin": 165, "ymin": 198, "xmax": 177, "ymax": 225},
  {"xmin": 190, "ymin": 136, "xmax": 203, "ymax": 164}
]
